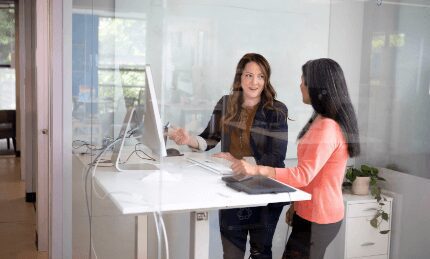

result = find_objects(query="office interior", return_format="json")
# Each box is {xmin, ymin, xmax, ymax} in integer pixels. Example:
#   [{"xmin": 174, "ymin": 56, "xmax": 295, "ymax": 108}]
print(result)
[{"xmin": 1, "ymin": 0, "xmax": 429, "ymax": 258}]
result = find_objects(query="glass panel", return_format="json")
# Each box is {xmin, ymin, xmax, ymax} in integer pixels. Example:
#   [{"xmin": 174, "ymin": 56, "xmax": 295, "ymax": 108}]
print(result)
[
  {"xmin": 68, "ymin": 0, "xmax": 430, "ymax": 258},
  {"xmin": 358, "ymin": 3, "xmax": 430, "ymax": 179},
  {"xmin": 327, "ymin": 1, "xmax": 430, "ymax": 259},
  {"xmin": 71, "ymin": 0, "xmax": 330, "ymax": 258},
  {"xmin": 0, "ymin": 4, "xmax": 16, "ymax": 109}
]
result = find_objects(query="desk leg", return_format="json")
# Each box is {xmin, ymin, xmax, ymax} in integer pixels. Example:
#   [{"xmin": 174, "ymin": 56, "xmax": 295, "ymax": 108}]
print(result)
[
  {"xmin": 136, "ymin": 215, "xmax": 148, "ymax": 259},
  {"xmin": 190, "ymin": 211, "xmax": 210, "ymax": 259}
]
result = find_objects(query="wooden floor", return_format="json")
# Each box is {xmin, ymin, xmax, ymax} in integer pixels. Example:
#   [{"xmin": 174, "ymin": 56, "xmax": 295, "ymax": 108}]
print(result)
[{"xmin": 0, "ymin": 140, "xmax": 48, "ymax": 259}]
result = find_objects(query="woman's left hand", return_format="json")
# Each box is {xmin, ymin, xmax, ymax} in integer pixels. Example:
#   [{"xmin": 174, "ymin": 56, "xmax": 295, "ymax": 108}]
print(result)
[
  {"xmin": 230, "ymin": 159, "xmax": 260, "ymax": 175},
  {"xmin": 213, "ymin": 152, "xmax": 259, "ymax": 175}
]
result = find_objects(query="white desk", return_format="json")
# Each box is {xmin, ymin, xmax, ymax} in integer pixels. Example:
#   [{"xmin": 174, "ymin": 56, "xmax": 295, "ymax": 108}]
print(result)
[{"xmin": 90, "ymin": 153, "xmax": 311, "ymax": 259}]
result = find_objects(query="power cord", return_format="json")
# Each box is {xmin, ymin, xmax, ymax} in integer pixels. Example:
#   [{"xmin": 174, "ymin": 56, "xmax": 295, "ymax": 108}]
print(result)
[
  {"xmin": 157, "ymin": 211, "xmax": 170, "ymax": 259},
  {"xmin": 84, "ymin": 137, "xmax": 123, "ymax": 259},
  {"xmin": 83, "ymin": 125, "xmax": 168, "ymax": 259},
  {"xmin": 119, "ymin": 143, "xmax": 156, "ymax": 165},
  {"xmin": 83, "ymin": 126, "xmax": 138, "ymax": 258}
]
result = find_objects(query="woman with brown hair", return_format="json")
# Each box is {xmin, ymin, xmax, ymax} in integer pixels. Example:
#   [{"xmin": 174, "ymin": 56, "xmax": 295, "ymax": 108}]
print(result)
[{"xmin": 169, "ymin": 53, "xmax": 289, "ymax": 258}]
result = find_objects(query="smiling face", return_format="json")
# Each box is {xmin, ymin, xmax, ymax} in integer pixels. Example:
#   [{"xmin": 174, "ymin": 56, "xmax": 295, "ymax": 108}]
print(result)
[{"xmin": 240, "ymin": 61, "xmax": 265, "ymax": 106}]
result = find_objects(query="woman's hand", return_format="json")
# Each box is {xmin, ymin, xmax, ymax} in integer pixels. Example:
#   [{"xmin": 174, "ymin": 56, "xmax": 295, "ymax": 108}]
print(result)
[
  {"xmin": 213, "ymin": 152, "xmax": 259, "ymax": 175},
  {"xmin": 168, "ymin": 127, "xmax": 192, "ymax": 146},
  {"xmin": 213, "ymin": 152, "xmax": 238, "ymax": 163},
  {"xmin": 213, "ymin": 152, "xmax": 276, "ymax": 177},
  {"xmin": 231, "ymin": 159, "xmax": 260, "ymax": 176}
]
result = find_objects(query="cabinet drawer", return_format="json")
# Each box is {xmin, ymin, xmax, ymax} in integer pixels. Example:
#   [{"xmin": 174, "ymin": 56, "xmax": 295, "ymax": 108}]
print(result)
[
  {"xmin": 346, "ymin": 217, "xmax": 389, "ymax": 258},
  {"xmin": 347, "ymin": 201, "xmax": 391, "ymax": 218}
]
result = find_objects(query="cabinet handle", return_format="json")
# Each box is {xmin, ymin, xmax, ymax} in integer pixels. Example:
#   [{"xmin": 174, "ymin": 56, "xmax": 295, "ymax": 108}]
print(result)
[{"xmin": 361, "ymin": 242, "xmax": 375, "ymax": 246}]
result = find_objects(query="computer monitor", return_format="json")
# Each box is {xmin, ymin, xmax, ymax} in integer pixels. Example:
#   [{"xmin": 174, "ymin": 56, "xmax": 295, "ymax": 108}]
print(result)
[{"xmin": 111, "ymin": 65, "xmax": 167, "ymax": 171}]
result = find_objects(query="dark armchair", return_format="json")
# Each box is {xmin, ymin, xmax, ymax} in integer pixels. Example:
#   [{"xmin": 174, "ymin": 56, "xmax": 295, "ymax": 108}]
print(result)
[{"xmin": 0, "ymin": 110, "xmax": 16, "ymax": 152}]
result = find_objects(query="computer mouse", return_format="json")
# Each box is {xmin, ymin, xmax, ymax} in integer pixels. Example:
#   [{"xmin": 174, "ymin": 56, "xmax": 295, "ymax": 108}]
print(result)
[{"xmin": 166, "ymin": 148, "xmax": 183, "ymax": 157}]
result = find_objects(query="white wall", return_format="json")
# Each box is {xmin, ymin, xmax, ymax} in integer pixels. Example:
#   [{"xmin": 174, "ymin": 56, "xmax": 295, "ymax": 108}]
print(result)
[
  {"xmin": 379, "ymin": 168, "xmax": 430, "ymax": 259},
  {"xmin": 328, "ymin": 0, "xmax": 364, "ymax": 109}
]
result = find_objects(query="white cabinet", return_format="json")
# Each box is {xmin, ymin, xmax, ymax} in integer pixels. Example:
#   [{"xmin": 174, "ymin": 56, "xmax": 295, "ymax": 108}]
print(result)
[{"xmin": 325, "ymin": 191, "xmax": 393, "ymax": 259}]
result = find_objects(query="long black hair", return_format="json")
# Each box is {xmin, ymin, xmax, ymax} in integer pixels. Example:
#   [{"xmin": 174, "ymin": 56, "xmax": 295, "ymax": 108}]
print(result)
[{"xmin": 298, "ymin": 58, "xmax": 360, "ymax": 157}]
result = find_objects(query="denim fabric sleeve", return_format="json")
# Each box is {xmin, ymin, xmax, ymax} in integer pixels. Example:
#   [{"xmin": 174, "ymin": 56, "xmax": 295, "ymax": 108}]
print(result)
[
  {"xmin": 257, "ymin": 102, "xmax": 288, "ymax": 167},
  {"xmin": 198, "ymin": 96, "xmax": 226, "ymax": 151}
]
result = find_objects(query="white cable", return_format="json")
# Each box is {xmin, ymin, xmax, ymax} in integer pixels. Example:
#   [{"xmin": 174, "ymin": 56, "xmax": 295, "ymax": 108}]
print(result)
[
  {"xmin": 91, "ymin": 138, "xmax": 123, "ymax": 199},
  {"xmin": 157, "ymin": 212, "xmax": 170, "ymax": 259},
  {"xmin": 91, "ymin": 240, "xmax": 98, "ymax": 259},
  {"xmin": 83, "ymin": 134, "xmax": 129, "ymax": 258},
  {"xmin": 152, "ymin": 212, "xmax": 162, "ymax": 259}
]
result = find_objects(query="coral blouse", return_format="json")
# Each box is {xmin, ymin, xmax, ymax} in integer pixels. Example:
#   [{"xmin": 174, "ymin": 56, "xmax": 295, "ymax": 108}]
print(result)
[{"xmin": 275, "ymin": 116, "xmax": 348, "ymax": 224}]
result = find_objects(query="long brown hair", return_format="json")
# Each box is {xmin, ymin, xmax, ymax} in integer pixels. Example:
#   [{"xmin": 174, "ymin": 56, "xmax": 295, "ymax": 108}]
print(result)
[{"xmin": 223, "ymin": 53, "xmax": 277, "ymax": 126}]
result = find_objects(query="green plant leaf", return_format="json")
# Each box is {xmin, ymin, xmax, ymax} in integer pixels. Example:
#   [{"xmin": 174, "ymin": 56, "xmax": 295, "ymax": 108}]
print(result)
[
  {"xmin": 361, "ymin": 164, "xmax": 371, "ymax": 172},
  {"xmin": 377, "ymin": 176, "xmax": 386, "ymax": 181},
  {"xmin": 382, "ymin": 212, "xmax": 389, "ymax": 221},
  {"xmin": 354, "ymin": 168, "xmax": 365, "ymax": 177},
  {"xmin": 370, "ymin": 218, "xmax": 378, "ymax": 228},
  {"xmin": 351, "ymin": 165, "xmax": 390, "ymax": 234},
  {"xmin": 345, "ymin": 169, "xmax": 356, "ymax": 182}
]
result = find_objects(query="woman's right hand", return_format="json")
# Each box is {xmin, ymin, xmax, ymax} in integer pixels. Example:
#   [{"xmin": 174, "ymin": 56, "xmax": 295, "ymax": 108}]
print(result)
[{"xmin": 168, "ymin": 127, "xmax": 191, "ymax": 146}]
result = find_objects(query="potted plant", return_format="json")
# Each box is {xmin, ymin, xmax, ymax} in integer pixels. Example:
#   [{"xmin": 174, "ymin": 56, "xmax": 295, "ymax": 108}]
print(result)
[{"xmin": 345, "ymin": 164, "xmax": 390, "ymax": 234}]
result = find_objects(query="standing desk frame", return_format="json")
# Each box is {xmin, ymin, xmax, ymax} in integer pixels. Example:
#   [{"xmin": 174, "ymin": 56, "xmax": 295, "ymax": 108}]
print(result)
[{"xmin": 91, "ymin": 154, "xmax": 311, "ymax": 259}]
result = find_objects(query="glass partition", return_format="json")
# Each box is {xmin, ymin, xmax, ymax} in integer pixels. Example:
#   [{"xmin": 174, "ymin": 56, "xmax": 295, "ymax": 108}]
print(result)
[
  {"xmin": 68, "ymin": 0, "xmax": 430, "ymax": 258},
  {"xmin": 65, "ymin": 0, "xmax": 430, "ymax": 258},
  {"xmin": 327, "ymin": 1, "xmax": 430, "ymax": 259},
  {"xmin": 71, "ymin": 1, "xmax": 331, "ymax": 258}
]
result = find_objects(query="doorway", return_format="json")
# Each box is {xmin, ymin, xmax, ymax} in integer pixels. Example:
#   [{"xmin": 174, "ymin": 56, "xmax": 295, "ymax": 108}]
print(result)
[{"xmin": 0, "ymin": 1, "xmax": 17, "ymax": 156}]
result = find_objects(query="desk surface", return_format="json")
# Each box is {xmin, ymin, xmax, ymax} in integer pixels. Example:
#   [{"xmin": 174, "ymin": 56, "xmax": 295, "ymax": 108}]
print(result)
[{"xmin": 92, "ymin": 153, "xmax": 311, "ymax": 215}]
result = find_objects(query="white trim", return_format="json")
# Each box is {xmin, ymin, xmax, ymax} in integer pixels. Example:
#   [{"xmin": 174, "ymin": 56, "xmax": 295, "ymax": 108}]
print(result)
[
  {"xmin": 35, "ymin": 0, "xmax": 49, "ymax": 251},
  {"xmin": 50, "ymin": 0, "xmax": 71, "ymax": 257}
]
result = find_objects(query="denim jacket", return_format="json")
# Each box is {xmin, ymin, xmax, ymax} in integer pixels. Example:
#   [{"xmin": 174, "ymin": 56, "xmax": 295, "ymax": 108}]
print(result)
[{"xmin": 199, "ymin": 95, "xmax": 288, "ymax": 168}]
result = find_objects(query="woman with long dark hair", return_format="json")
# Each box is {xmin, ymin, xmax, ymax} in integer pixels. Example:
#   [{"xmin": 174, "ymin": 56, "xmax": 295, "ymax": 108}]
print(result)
[
  {"xmin": 169, "ymin": 53, "xmax": 289, "ymax": 258},
  {"xmin": 220, "ymin": 58, "xmax": 360, "ymax": 258}
]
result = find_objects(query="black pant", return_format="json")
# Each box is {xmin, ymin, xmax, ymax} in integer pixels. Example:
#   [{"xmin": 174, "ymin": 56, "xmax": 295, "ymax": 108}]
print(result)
[
  {"xmin": 219, "ymin": 205, "xmax": 284, "ymax": 259},
  {"xmin": 282, "ymin": 213, "xmax": 342, "ymax": 259}
]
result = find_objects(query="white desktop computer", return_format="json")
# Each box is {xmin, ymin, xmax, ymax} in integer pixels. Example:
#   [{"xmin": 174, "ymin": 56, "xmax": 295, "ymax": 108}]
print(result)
[{"xmin": 111, "ymin": 65, "xmax": 167, "ymax": 171}]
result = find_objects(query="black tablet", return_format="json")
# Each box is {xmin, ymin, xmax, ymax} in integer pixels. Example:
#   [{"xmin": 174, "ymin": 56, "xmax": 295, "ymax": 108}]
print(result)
[{"xmin": 222, "ymin": 175, "xmax": 296, "ymax": 194}]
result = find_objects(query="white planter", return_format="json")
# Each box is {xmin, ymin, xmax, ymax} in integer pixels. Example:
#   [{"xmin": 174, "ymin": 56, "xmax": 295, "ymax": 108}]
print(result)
[{"xmin": 352, "ymin": 176, "xmax": 370, "ymax": 195}]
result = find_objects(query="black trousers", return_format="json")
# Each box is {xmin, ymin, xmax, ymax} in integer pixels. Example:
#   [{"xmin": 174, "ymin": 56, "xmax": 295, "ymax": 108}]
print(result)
[
  {"xmin": 219, "ymin": 204, "xmax": 285, "ymax": 259},
  {"xmin": 282, "ymin": 213, "xmax": 342, "ymax": 259}
]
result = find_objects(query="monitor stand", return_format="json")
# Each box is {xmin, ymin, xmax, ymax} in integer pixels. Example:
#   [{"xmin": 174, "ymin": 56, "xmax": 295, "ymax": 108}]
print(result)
[
  {"xmin": 111, "ymin": 108, "xmax": 160, "ymax": 172},
  {"xmin": 116, "ymin": 162, "xmax": 159, "ymax": 171}
]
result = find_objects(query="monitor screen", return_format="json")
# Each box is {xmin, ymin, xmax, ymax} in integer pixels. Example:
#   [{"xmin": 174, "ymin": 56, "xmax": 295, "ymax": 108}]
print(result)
[
  {"xmin": 136, "ymin": 65, "xmax": 167, "ymax": 157},
  {"xmin": 111, "ymin": 65, "xmax": 166, "ymax": 171}
]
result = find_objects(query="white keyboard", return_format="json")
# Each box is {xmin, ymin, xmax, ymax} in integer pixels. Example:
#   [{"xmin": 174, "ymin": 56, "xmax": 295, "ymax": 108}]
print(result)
[{"xmin": 186, "ymin": 157, "xmax": 233, "ymax": 175}]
